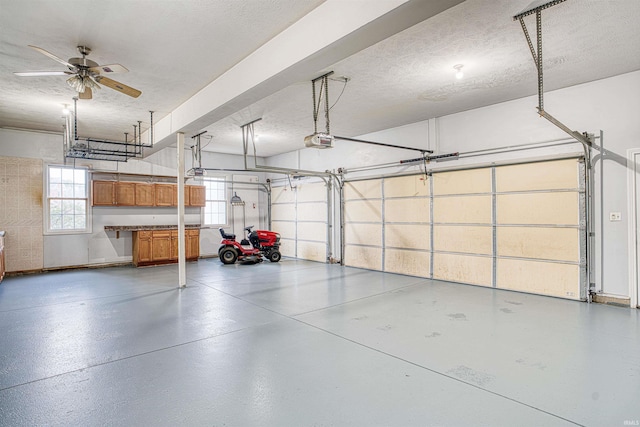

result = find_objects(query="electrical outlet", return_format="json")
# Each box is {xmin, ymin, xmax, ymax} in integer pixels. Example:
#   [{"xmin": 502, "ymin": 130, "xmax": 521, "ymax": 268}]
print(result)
[{"xmin": 610, "ymin": 212, "xmax": 621, "ymax": 221}]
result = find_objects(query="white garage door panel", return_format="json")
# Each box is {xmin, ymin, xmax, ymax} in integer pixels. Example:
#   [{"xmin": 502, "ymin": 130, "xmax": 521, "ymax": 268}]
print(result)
[
  {"xmin": 297, "ymin": 183, "xmax": 326, "ymax": 202},
  {"xmin": 271, "ymin": 186, "xmax": 295, "ymax": 203},
  {"xmin": 497, "ymin": 227, "xmax": 579, "ymax": 262},
  {"xmin": 297, "ymin": 202, "xmax": 327, "ymax": 222},
  {"xmin": 270, "ymin": 181, "xmax": 328, "ymax": 263},
  {"xmin": 342, "ymin": 159, "xmax": 583, "ymax": 300},
  {"xmin": 345, "ymin": 223, "xmax": 382, "ymax": 246},
  {"xmin": 385, "ymin": 224, "xmax": 429, "ymax": 250},
  {"xmin": 433, "ymin": 195, "xmax": 492, "ymax": 224},
  {"xmin": 271, "ymin": 221, "xmax": 295, "ymax": 240},
  {"xmin": 298, "ymin": 241, "xmax": 326, "ymax": 263},
  {"xmin": 271, "ymin": 204, "xmax": 296, "ymax": 221},
  {"xmin": 497, "ymin": 192, "xmax": 579, "ymax": 225},
  {"xmin": 433, "ymin": 225, "xmax": 492, "ymax": 255},
  {"xmin": 433, "ymin": 168, "xmax": 492, "ymax": 195},
  {"xmin": 433, "ymin": 253, "xmax": 493, "ymax": 287},
  {"xmin": 496, "ymin": 159, "xmax": 579, "ymax": 192},
  {"xmin": 344, "ymin": 180, "xmax": 382, "ymax": 200},
  {"xmin": 345, "ymin": 199, "xmax": 382, "ymax": 222},
  {"xmin": 384, "ymin": 175, "xmax": 429, "ymax": 198},
  {"xmin": 385, "ymin": 249, "xmax": 430, "ymax": 277},
  {"xmin": 345, "ymin": 245, "xmax": 382, "ymax": 270},
  {"xmin": 279, "ymin": 239, "xmax": 296, "ymax": 257},
  {"xmin": 297, "ymin": 222, "xmax": 326, "ymax": 242},
  {"xmin": 497, "ymin": 258, "xmax": 580, "ymax": 300},
  {"xmin": 385, "ymin": 198, "xmax": 430, "ymax": 223}
]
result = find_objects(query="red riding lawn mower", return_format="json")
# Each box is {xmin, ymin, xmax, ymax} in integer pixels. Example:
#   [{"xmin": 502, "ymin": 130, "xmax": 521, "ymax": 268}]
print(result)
[{"xmin": 218, "ymin": 226, "xmax": 282, "ymax": 264}]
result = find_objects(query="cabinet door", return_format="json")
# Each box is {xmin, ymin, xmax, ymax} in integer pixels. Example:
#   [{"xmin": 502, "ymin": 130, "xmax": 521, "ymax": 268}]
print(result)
[
  {"xmin": 115, "ymin": 182, "xmax": 136, "ymax": 206},
  {"xmin": 135, "ymin": 183, "xmax": 155, "ymax": 206},
  {"xmin": 189, "ymin": 186, "xmax": 206, "ymax": 207},
  {"xmin": 133, "ymin": 231, "xmax": 153, "ymax": 265},
  {"xmin": 170, "ymin": 230, "xmax": 179, "ymax": 260},
  {"xmin": 152, "ymin": 231, "xmax": 172, "ymax": 261},
  {"xmin": 186, "ymin": 229, "xmax": 200, "ymax": 260},
  {"xmin": 155, "ymin": 184, "xmax": 175, "ymax": 207},
  {"xmin": 92, "ymin": 181, "xmax": 115, "ymax": 206},
  {"xmin": 173, "ymin": 185, "xmax": 192, "ymax": 206}
]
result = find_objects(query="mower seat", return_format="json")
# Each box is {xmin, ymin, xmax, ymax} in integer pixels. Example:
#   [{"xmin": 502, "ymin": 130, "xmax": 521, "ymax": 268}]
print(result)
[{"xmin": 219, "ymin": 228, "xmax": 236, "ymax": 240}]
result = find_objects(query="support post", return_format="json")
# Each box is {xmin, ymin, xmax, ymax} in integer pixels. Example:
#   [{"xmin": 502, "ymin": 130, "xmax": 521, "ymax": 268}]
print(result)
[{"xmin": 177, "ymin": 132, "xmax": 186, "ymax": 288}]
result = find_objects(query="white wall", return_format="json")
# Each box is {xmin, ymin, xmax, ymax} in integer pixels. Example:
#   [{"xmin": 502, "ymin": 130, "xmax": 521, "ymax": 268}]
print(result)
[
  {"xmin": 266, "ymin": 71, "xmax": 640, "ymax": 299},
  {"xmin": 0, "ymin": 128, "xmax": 267, "ymax": 268}
]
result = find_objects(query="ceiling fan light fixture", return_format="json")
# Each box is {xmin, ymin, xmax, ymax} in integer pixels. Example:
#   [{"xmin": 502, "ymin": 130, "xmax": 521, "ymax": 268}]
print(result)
[
  {"xmin": 453, "ymin": 64, "xmax": 464, "ymax": 79},
  {"xmin": 67, "ymin": 74, "xmax": 100, "ymax": 95}
]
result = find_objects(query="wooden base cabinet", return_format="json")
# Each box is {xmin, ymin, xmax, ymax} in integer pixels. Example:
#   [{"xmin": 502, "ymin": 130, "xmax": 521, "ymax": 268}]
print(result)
[{"xmin": 133, "ymin": 229, "xmax": 200, "ymax": 267}]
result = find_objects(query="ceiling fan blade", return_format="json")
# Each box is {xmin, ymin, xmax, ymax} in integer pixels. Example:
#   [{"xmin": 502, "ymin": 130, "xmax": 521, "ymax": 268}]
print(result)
[
  {"xmin": 89, "ymin": 63, "xmax": 129, "ymax": 74},
  {"xmin": 28, "ymin": 45, "xmax": 75, "ymax": 69},
  {"xmin": 14, "ymin": 71, "xmax": 72, "ymax": 77},
  {"xmin": 94, "ymin": 76, "xmax": 141, "ymax": 98},
  {"xmin": 79, "ymin": 87, "xmax": 92, "ymax": 100}
]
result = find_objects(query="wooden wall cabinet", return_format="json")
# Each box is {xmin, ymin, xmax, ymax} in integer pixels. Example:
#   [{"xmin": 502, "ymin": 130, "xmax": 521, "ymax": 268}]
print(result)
[
  {"xmin": 154, "ymin": 184, "xmax": 175, "ymax": 207},
  {"xmin": 115, "ymin": 182, "xmax": 136, "ymax": 206},
  {"xmin": 92, "ymin": 181, "xmax": 115, "ymax": 206},
  {"xmin": 133, "ymin": 229, "xmax": 200, "ymax": 267},
  {"xmin": 189, "ymin": 185, "xmax": 206, "ymax": 207},
  {"xmin": 92, "ymin": 180, "xmax": 206, "ymax": 208},
  {"xmin": 135, "ymin": 183, "xmax": 155, "ymax": 206}
]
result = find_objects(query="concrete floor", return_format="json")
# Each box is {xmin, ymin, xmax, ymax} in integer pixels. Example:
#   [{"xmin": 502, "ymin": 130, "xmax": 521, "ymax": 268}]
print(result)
[{"xmin": 0, "ymin": 259, "xmax": 638, "ymax": 426}]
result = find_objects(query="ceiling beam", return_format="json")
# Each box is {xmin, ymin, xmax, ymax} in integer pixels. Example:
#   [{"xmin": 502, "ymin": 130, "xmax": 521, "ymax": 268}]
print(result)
[{"xmin": 141, "ymin": 0, "xmax": 465, "ymax": 156}]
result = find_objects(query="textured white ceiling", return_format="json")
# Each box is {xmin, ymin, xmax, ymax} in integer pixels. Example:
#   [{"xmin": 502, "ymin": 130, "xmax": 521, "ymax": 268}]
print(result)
[
  {"xmin": 198, "ymin": 0, "xmax": 640, "ymax": 157},
  {"xmin": 1, "ymin": 0, "xmax": 639, "ymax": 159},
  {"xmin": 0, "ymin": 0, "xmax": 324, "ymax": 140}
]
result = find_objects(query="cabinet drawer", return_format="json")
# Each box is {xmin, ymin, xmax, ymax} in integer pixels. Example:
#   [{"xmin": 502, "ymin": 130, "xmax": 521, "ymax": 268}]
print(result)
[
  {"xmin": 138, "ymin": 230, "xmax": 152, "ymax": 238},
  {"xmin": 152, "ymin": 230, "xmax": 172, "ymax": 238}
]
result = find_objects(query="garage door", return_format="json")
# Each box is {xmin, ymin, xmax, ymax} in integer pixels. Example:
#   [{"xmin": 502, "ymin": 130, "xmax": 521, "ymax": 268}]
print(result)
[
  {"xmin": 271, "ymin": 181, "xmax": 329, "ymax": 262},
  {"xmin": 494, "ymin": 159, "xmax": 585, "ymax": 299},
  {"xmin": 343, "ymin": 158, "xmax": 586, "ymax": 300}
]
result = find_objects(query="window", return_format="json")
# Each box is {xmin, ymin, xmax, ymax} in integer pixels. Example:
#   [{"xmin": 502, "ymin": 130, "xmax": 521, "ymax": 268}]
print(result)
[
  {"xmin": 203, "ymin": 177, "xmax": 227, "ymax": 225},
  {"xmin": 46, "ymin": 165, "xmax": 89, "ymax": 233}
]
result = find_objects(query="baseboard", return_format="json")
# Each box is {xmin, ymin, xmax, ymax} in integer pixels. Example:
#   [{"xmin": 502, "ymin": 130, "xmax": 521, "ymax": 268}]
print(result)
[
  {"xmin": 592, "ymin": 293, "xmax": 631, "ymax": 307},
  {"xmin": 6, "ymin": 261, "xmax": 133, "ymax": 277}
]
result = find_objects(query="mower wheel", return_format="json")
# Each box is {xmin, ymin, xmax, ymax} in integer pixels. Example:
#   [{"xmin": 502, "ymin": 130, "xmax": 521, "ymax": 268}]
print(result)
[
  {"xmin": 268, "ymin": 250, "xmax": 282, "ymax": 263},
  {"xmin": 219, "ymin": 247, "xmax": 238, "ymax": 264}
]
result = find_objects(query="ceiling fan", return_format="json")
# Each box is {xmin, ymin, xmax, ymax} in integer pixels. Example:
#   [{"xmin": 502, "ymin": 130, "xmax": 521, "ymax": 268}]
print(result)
[{"xmin": 14, "ymin": 45, "xmax": 142, "ymax": 100}]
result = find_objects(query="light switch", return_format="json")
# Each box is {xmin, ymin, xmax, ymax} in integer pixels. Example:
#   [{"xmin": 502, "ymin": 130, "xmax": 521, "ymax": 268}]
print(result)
[{"xmin": 610, "ymin": 212, "xmax": 621, "ymax": 221}]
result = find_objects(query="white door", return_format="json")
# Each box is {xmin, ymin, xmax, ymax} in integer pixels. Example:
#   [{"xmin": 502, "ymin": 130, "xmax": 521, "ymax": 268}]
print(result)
[{"xmin": 631, "ymin": 151, "xmax": 640, "ymax": 308}]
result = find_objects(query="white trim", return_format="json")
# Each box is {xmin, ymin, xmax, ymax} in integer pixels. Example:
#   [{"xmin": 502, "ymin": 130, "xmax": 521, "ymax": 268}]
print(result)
[
  {"xmin": 626, "ymin": 148, "xmax": 640, "ymax": 308},
  {"xmin": 43, "ymin": 164, "xmax": 92, "ymax": 235}
]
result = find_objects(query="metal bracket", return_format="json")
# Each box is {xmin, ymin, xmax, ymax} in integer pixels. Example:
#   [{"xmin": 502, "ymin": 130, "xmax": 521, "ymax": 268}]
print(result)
[{"xmin": 513, "ymin": 0, "xmax": 595, "ymax": 150}]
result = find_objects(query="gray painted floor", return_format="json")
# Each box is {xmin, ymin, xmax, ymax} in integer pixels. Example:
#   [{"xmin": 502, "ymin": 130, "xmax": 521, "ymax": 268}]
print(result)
[{"xmin": 0, "ymin": 258, "xmax": 638, "ymax": 426}]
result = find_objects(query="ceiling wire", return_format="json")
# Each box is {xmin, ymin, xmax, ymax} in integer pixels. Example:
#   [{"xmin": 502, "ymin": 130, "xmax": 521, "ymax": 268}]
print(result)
[{"xmin": 328, "ymin": 78, "xmax": 349, "ymax": 111}]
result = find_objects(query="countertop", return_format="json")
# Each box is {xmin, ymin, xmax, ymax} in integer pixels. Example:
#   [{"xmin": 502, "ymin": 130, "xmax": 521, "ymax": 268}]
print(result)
[{"xmin": 104, "ymin": 225, "xmax": 205, "ymax": 231}]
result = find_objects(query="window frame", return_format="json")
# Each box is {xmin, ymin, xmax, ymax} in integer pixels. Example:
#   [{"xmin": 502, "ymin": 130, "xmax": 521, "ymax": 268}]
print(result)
[
  {"xmin": 201, "ymin": 176, "xmax": 228, "ymax": 227},
  {"xmin": 44, "ymin": 165, "xmax": 91, "ymax": 235}
]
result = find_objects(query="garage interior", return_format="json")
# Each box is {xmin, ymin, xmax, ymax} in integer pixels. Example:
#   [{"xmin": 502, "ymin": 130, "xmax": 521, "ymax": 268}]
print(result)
[{"xmin": 1, "ymin": 0, "xmax": 639, "ymax": 425}]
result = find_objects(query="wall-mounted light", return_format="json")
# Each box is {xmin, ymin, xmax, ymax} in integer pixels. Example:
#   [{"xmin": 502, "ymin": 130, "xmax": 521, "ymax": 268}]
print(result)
[
  {"xmin": 453, "ymin": 64, "xmax": 464, "ymax": 79},
  {"xmin": 62, "ymin": 104, "xmax": 70, "ymax": 115},
  {"xmin": 231, "ymin": 192, "xmax": 244, "ymax": 206}
]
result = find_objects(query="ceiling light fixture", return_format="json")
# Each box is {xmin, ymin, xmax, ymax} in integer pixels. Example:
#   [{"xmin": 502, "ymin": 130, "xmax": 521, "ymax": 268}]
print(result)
[{"xmin": 453, "ymin": 64, "xmax": 464, "ymax": 79}]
